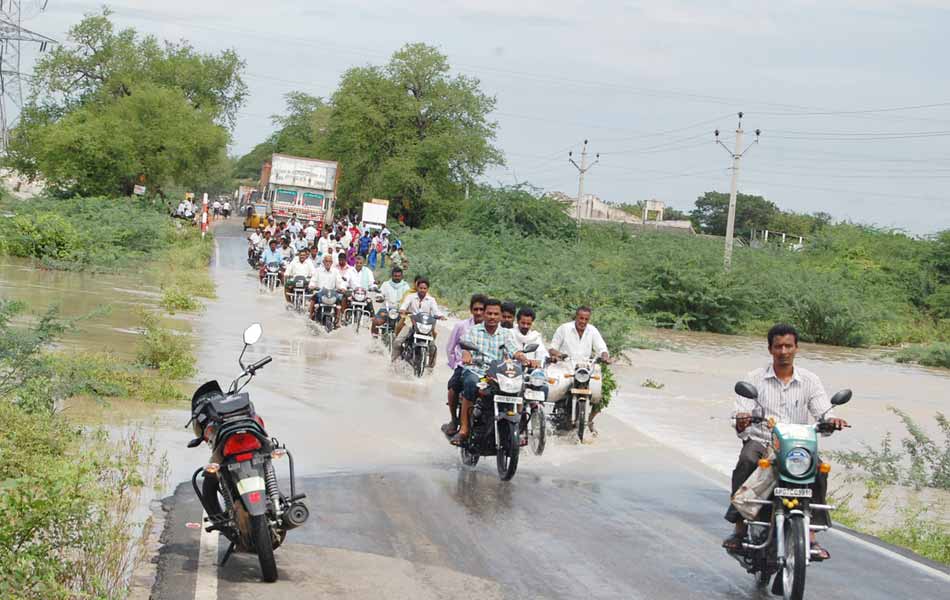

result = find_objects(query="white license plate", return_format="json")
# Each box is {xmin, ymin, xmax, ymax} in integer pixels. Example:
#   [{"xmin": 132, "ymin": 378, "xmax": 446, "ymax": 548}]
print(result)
[
  {"xmin": 414, "ymin": 334, "xmax": 433, "ymax": 341},
  {"xmin": 524, "ymin": 389, "xmax": 545, "ymax": 401},
  {"xmin": 774, "ymin": 487, "xmax": 812, "ymax": 498},
  {"xmin": 494, "ymin": 395, "xmax": 521, "ymax": 403}
]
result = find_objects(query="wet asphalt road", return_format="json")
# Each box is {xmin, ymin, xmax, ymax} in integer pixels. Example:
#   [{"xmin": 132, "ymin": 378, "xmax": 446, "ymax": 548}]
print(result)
[{"xmin": 151, "ymin": 221, "xmax": 949, "ymax": 599}]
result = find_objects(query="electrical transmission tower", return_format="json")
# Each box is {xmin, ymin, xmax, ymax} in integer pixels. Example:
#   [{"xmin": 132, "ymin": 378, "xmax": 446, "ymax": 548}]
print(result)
[{"xmin": 0, "ymin": 1, "xmax": 55, "ymax": 152}]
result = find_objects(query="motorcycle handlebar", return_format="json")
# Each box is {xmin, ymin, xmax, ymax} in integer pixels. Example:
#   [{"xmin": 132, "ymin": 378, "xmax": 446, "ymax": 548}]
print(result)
[{"xmin": 249, "ymin": 356, "xmax": 272, "ymax": 372}]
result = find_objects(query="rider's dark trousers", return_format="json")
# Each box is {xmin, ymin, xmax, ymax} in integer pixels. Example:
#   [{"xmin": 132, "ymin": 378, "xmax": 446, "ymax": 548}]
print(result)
[{"xmin": 725, "ymin": 440, "xmax": 830, "ymax": 527}]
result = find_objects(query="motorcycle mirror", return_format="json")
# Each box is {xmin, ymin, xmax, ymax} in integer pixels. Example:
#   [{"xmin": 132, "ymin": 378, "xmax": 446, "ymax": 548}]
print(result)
[
  {"xmin": 830, "ymin": 389, "xmax": 852, "ymax": 406},
  {"xmin": 243, "ymin": 323, "xmax": 263, "ymax": 345},
  {"xmin": 734, "ymin": 381, "xmax": 759, "ymax": 400},
  {"xmin": 523, "ymin": 343, "xmax": 539, "ymax": 353}
]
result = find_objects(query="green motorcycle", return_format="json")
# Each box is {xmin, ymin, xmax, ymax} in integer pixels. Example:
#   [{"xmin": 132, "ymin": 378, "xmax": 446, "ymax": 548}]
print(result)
[{"xmin": 729, "ymin": 381, "xmax": 852, "ymax": 600}]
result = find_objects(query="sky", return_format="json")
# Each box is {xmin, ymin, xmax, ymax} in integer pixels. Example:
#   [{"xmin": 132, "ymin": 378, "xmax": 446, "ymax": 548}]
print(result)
[{"xmin": 11, "ymin": 0, "xmax": 950, "ymax": 234}]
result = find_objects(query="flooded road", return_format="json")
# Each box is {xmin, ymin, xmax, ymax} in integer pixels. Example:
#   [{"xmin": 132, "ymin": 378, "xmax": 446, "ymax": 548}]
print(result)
[{"xmin": 152, "ymin": 221, "xmax": 948, "ymax": 599}]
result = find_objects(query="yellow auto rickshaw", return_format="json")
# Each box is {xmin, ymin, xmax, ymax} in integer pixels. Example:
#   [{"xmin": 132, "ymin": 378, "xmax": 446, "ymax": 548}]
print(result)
[{"xmin": 243, "ymin": 204, "xmax": 270, "ymax": 231}]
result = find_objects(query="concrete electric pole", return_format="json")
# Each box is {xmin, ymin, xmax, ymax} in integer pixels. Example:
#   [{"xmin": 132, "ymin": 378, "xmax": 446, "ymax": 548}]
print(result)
[
  {"xmin": 569, "ymin": 140, "xmax": 599, "ymax": 224},
  {"xmin": 715, "ymin": 112, "xmax": 760, "ymax": 270}
]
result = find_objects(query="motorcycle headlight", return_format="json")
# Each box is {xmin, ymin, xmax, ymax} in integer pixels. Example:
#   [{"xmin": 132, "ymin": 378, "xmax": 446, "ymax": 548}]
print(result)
[
  {"xmin": 784, "ymin": 448, "xmax": 813, "ymax": 477},
  {"xmin": 496, "ymin": 374, "xmax": 522, "ymax": 394},
  {"xmin": 574, "ymin": 368, "xmax": 591, "ymax": 384},
  {"xmin": 322, "ymin": 294, "xmax": 335, "ymax": 305},
  {"xmin": 417, "ymin": 323, "xmax": 433, "ymax": 334},
  {"xmin": 354, "ymin": 290, "xmax": 366, "ymax": 301},
  {"xmin": 530, "ymin": 370, "xmax": 546, "ymax": 387}
]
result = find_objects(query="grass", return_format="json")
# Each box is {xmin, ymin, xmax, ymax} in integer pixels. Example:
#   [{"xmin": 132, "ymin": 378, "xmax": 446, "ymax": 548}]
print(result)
[
  {"xmin": 893, "ymin": 342, "xmax": 950, "ymax": 369},
  {"xmin": 135, "ymin": 311, "xmax": 196, "ymax": 380}
]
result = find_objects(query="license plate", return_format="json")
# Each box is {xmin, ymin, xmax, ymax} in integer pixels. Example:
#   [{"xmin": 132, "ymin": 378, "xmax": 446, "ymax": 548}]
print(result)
[
  {"xmin": 524, "ymin": 389, "xmax": 545, "ymax": 401},
  {"xmin": 774, "ymin": 487, "xmax": 812, "ymax": 498},
  {"xmin": 570, "ymin": 388, "xmax": 592, "ymax": 395},
  {"xmin": 494, "ymin": 395, "xmax": 521, "ymax": 403},
  {"xmin": 414, "ymin": 334, "xmax": 432, "ymax": 341}
]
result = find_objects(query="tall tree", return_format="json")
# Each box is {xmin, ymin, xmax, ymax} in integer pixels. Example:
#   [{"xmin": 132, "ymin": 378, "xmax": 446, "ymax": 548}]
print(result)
[
  {"xmin": 326, "ymin": 43, "xmax": 503, "ymax": 225},
  {"xmin": 6, "ymin": 10, "xmax": 246, "ymax": 196}
]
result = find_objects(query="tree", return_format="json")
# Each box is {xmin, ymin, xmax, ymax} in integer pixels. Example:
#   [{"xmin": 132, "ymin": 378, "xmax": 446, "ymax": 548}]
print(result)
[
  {"xmin": 690, "ymin": 191, "xmax": 779, "ymax": 236},
  {"xmin": 6, "ymin": 10, "xmax": 246, "ymax": 196},
  {"xmin": 326, "ymin": 43, "xmax": 503, "ymax": 225}
]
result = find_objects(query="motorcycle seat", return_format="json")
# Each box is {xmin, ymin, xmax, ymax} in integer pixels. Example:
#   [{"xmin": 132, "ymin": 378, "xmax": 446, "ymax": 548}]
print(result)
[{"xmin": 208, "ymin": 392, "xmax": 253, "ymax": 420}]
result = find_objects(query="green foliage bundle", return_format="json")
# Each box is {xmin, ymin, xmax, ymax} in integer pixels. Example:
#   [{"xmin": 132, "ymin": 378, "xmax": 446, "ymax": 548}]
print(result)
[
  {"xmin": 461, "ymin": 186, "xmax": 577, "ymax": 240},
  {"xmin": 6, "ymin": 10, "xmax": 246, "ymax": 197},
  {"xmin": 136, "ymin": 311, "xmax": 196, "ymax": 380}
]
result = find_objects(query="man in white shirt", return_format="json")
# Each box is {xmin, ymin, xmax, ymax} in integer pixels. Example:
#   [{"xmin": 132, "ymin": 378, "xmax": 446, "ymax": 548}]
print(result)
[
  {"xmin": 391, "ymin": 277, "xmax": 443, "ymax": 362},
  {"xmin": 304, "ymin": 221, "xmax": 318, "ymax": 244},
  {"xmin": 247, "ymin": 227, "xmax": 265, "ymax": 260},
  {"xmin": 317, "ymin": 231, "xmax": 331, "ymax": 257},
  {"xmin": 548, "ymin": 306, "xmax": 611, "ymax": 434},
  {"xmin": 287, "ymin": 214, "xmax": 303, "ymax": 237},
  {"xmin": 283, "ymin": 249, "xmax": 317, "ymax": 302},
  {"xmin": 372, "ymin": 266, "xmax": 410, "ymax": 337},
  {"xmin": 308, "ymin": 254, "xmax": 346, "ymax": 324},
  {"xmin": 223, "ymin": 200, "xmax": 232, "ymax": 218},
  {"xmin": 346, "ymin": 255, "xmax": 376, "ymax": 291},
  {"xmin": 512, "ymin": 307, "xmax": 547, "ymax": 368}
]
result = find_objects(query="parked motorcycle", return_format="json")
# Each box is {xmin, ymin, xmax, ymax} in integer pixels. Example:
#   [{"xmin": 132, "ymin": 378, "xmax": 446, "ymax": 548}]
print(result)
[
  {"xmin": 455, "ymin": 341, "xmax": 538, "ymax": 481},
  {"xmin": 314, "ymin": 288, "xmax": 339, "ymax": 333},
  {"xmin": 727, "ymin": 381, "xmax": 852, "ymax": 600},
  {"xmin": 521, "ymin": 366, "xmax": 549, "ymax": 455},
  {"xmin": 399, "ymin": 312, "xmax": 437, "ymax": 377},
  {"xmin": 186, "ymin": 324, "xmax": 308, "ymax": 583},
  {"xmin": 286, "ymin": 277, "xmax": 308, "ymax": 313},
  {"xmin": 551, "ymin": 353, "xmax": 604, "ymax": 442},
  {"xmin": 344, "ymin": 287, "xmax": 374, "ymax": 333}
]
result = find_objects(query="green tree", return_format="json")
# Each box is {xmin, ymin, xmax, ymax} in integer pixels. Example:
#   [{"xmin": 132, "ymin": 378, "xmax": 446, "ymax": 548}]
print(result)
[
  {"xmin": 6, "ymin": 10, "xmax": 245, "ymax": 196},
  {"xmin": 326, "ymin": 43, "xmax": 503, "ymax": 225},
  {"xmin": 690, "ymin": 191, "xmax": 779, "ymax": 236}
]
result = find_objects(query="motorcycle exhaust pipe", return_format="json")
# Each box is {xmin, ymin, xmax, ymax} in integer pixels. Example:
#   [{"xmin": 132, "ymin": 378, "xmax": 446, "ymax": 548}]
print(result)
[{"xmin": 282, "ymin": 502, "xmax": 310, "ymax": 529}]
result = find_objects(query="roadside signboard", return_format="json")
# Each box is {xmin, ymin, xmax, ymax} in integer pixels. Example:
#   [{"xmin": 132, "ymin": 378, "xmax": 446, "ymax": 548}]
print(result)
[
  {"xmin": 133, "ymin": 185, "xmax": 147, "ymax": 196},
  {"xmin": 362, "ymin": 200, "xmax": 388, "ymax": 228}
]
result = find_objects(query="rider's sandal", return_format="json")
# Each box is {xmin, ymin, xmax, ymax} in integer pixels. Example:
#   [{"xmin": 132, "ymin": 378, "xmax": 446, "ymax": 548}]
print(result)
[
  {"xmin": 722, "ymin": 533, "xmax": 745, "ymax": 552},
  {"xmin": 441, "ymin": 421, "xmax": 459, "ymax": 436},
  {"xmin": 810, "ymin": 543, "xmax": 830, "ymax": 561},
  {"xmin": 449, "ymin": 432, "xmax": 466, "ymax": 446}
]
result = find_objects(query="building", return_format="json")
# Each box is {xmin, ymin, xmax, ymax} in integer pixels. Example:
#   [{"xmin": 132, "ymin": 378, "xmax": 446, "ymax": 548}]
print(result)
[{"xmin": 546, "ymin": 191, "xmax": 694, "ymax": 234}]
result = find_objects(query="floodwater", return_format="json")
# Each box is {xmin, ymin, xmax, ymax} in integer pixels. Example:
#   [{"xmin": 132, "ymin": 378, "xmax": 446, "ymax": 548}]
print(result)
[{"xmin": 0, "ymin": 256, "xmax": 189, "ymax": 359}]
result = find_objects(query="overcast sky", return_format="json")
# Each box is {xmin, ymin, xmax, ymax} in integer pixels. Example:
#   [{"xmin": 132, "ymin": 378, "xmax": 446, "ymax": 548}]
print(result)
[{"xmin": 16, "ymin": 0, "xmax": 950, "ymax": 234}]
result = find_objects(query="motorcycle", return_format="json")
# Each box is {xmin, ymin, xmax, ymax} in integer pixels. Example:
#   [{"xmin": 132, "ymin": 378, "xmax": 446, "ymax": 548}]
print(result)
[
  {"xmin": 727, "ymin": 381, "xmax": 852, "ymax": 600},
  {"xmin": 455, "ymin": 341, "xmax": 538, "ymax": 481},
  {"xmin": 343, "ymin": 287, "xmax": 374, "ymax": 333},
  {"xmin": 551, "ymin": 353, "xmax": 604, "ymax": 443},
  {"xmin": 313, "ymin": 288, "xmax": 339, "ymax": 333},
  {"xmin": 520, "ymin": 365, "xmax": 549, "ymax": 455},
  {"xmin": 286, "ymin": 276, "xmax": 308, "ymax": 313},
  {"xmin": 374, "ymin": 298, "xmax": 399, "ymax": 353},
  {"xmin": 247, "ymin": 246, "xmax": 262, "ymax": 269},
  {"xmin": 261, "ymin": 263, "xmax": 280, "ymax": 293},
  {"xmin": 186, "ymin": 324, "xmax": 308, "ymax": 583},
  {"xmin": 399, "ymin": 312, "xmax": 437, "ymax": 377}
]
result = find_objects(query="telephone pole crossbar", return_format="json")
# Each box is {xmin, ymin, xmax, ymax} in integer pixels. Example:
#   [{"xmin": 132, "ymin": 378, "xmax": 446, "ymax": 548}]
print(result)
[{"xmin": 714, "ymin": 112, "xmax": 761, "ymax": 270}]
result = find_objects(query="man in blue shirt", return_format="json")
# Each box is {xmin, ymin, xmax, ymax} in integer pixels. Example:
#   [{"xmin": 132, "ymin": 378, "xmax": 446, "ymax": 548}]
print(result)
[{"xmin": 259, "ymin": 239, "xmax": 284, "ymax": 284}]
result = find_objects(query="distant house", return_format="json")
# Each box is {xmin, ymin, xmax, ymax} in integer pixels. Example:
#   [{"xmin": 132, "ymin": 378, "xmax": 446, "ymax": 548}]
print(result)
[{"xmin": 545, "ymin": 191, "xmax": 694, "ymax": 234}]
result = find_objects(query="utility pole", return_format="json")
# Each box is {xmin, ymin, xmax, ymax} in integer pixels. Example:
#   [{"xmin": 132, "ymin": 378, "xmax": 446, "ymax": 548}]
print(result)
[
  {"xmin": 0, "ymin": 1, "xmax": 56, "ymax": 152},
  {"xmin": 715, "ymin": 112, "xmax": 760, "ymax": 270},
  {"xmin": 569, "ymin": 139, "xmax": 599, "ymax": 225}
]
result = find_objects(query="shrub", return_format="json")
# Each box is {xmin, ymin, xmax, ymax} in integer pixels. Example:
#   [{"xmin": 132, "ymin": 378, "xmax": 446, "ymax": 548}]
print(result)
[
  {"xmin": 894, "ymin": 342, "xmax": 950, "ymax": 369},
  {"xmin": 135, "ymin": 311, "xmax": 196, "ymax": 379},
  {"xmin": 161, "ymin": 286, "xmax": 202, "ymax": 313}
]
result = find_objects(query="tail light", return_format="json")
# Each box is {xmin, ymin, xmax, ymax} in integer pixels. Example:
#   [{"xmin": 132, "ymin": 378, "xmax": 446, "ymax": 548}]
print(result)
[{"xmin": 223, "ymin": 432, "xmax": 262, "ymax": 456}]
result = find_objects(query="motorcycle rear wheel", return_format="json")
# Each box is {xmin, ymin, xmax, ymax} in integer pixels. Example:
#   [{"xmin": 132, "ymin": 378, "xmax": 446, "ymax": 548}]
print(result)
[
  {"xmin": 251, "ymin": 514, "xmax": 278, "ymax": 582},
  {"xmin": 529, "ymin": 406, "xmax": 546, "ymax": 455},
  {"xmin": 496, "ymin": 420, "xmax": 520, "ymax": 481}
]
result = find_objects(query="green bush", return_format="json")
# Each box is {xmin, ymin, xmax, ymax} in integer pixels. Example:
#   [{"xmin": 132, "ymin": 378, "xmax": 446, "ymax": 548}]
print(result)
[
  {"xmin": 461, "ymin": 186, "xmax": 577, "ymax": 241},
  {"xmin": 894, "ymin": 342, "xmax": 950, "ymax": 369},
  {"xmin": 135, "ymin": 312, "xmax": 196, "ymax": 379},
  {"xmin": 161, "ymin": 286, "xmax": 202, "ymax": 313}
]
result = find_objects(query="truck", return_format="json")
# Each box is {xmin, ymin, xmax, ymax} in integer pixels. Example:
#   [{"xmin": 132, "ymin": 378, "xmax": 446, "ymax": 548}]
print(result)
[{"xmin": 259, "ymin": 153, "xmax": 340, "ymax": 229}]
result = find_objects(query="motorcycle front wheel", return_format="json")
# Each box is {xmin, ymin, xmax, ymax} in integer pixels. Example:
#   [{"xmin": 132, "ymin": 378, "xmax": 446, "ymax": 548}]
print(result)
[
  {"xmin": 251, "ymin": 514, "xmax": 278, "ymax": 582},
  {"xmin": 529, "ymin": 406, "xmax": 546, "ymax": 455},
  {"xmin": 496, "ymin": 420, "xmax": 520, "ymax": 481},
  {"xmin": 413, "ymin": 346, "xmax": 425, "ymax": 377},
  {"xmin": 576, "ymin": 398, "xmax": 587, "ymax": 443},
  {"xmin": 782, "ymin": 516, "xmax": 807, "ymax": 600},
  {"xmin": 324, "ymin": 314, "xmax": 333, "ymax": 333}
]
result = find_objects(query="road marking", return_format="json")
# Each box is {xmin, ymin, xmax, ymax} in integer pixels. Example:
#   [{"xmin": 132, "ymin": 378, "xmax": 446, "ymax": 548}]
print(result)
[{"xmin": 194, "ymin": 512, "xmax": 219, "ymax": 600}]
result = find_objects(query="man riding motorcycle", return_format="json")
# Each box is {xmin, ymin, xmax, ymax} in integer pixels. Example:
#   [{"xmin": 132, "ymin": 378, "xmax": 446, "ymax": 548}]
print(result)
[
  {"xmin": 390, "ymin": 277, "xmax": 443, "ymax": 363},
  {"xmin": 344, "ymin": 255, "xmax": 377, "ymax": 322},
  {"xmin": 451, "ymin": 299, "xmax": 529, "ymax": 446},
  {"xmin": 547, "ymin": 306, "xmax": 611, "ymax": 435},
  {"xmin": 500, "ymin": 301, "xmax": 517, "ymax": 329},
  {"xmin": 308, "ymin": 254, "xmax": 346, "ymax": 325},
  {"xmin": 259, "ymin": 239, "xmax": 285, "ymax": 284},
  {"xmin": 512, "ymin": 307, "xmax": 546, "ymax": 369},
  {"xmin": 721, "ymin": 323, "xmax": 848, "ymax": 561},
  {"xmin": 371, "ymin": 267, "xmax": 409, "ymax": 338},
  {"xmin": 284, "ymin": 248, "xmax": 317, "ymax": 303},
  {"xmin": 442, "ymin": 294, "xmax": 488, "ymax": 436}
]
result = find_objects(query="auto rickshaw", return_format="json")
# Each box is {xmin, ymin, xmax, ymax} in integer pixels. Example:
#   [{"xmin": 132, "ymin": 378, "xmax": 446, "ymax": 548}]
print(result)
[{"xmin": 243, "ymin": 204, "xmax": 270, "ymax": 231}]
